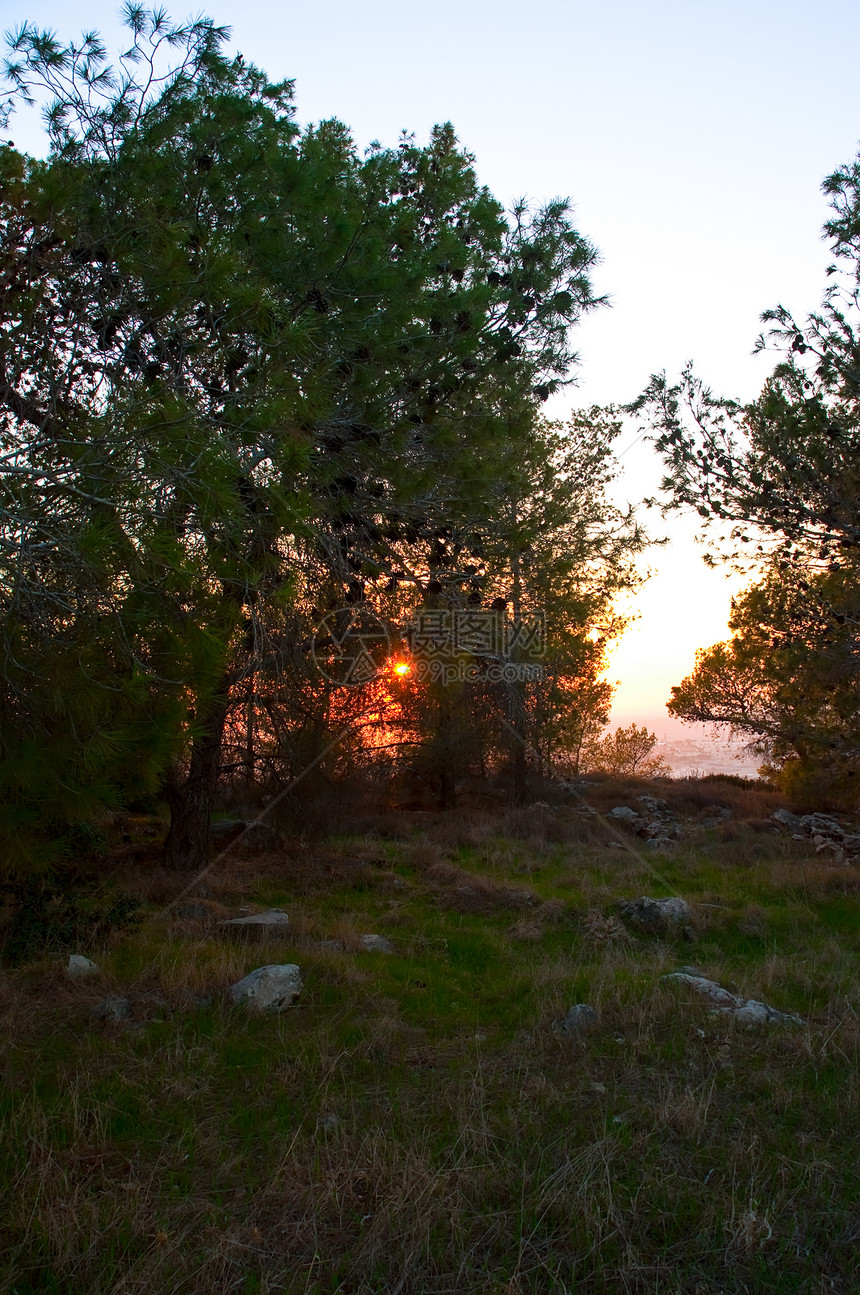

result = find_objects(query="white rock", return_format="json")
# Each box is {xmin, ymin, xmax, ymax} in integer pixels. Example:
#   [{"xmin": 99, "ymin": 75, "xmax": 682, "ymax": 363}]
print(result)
[
  {"xmin": 664, "ymin": 973, "xmax": 805, "ymax": 1026},
  {"xmin": 219, "ymin": 908, "xmax": 290, "ymax": 937},
  {"xmin": 608, "ymin": 806, "xmax": 641, "ymax": 823},
  {"xmin": 358, "ymin": 934, "xmax": 394, "ymax": 953},
  {"xmin": 733, "ymin": 999, "xmax": 805, "ymax": 1027},
  {"xmin": 229, "ymin": 964, "xmax": 302, "ymax": 1012},
  {"xmin": 664, "ymin": 972, "xmax": 741, "ymax": 1008},
  {"xmin": 67, "ymin": 954, "xmax": 99, "ymax": 979}
]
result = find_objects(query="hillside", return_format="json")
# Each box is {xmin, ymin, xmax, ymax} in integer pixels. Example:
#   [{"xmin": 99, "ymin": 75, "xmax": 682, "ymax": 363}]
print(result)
[{"xmin": 1, "ymin": 777, "xmax": 858, "ymax": 1293}]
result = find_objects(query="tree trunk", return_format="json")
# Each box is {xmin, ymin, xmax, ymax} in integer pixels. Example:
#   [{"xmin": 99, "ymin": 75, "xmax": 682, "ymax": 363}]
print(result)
[
  {"xmin": 439, "ymin": 756, "xmax": 457, "ymax": 810},
  {"xmin": 162, "ymin": 678, "xmax": 232, "ymax": 871},
  {"xmin": 511, "ymin": 721, "xmax": 527, "ymax": 805},
  {"xmin": 245, "ymin": 672, "xmax": 256, "ymax": 790},
  {"xmin": 509, "ymin": 552, "xmax": 528, "ymax": 805}
]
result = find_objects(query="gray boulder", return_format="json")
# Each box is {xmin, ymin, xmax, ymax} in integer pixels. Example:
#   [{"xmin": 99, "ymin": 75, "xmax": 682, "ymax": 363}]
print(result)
[
  {"xmin": 700, "ymin": 805, "xmax": 732, "ymax": 827},
  {"xmin": 799, "ymin": 812, "xmax": 845, "ymax": 839},
  {"xmin": 557, "ymin": 1003, "xmax": 598, "ymax": 1035},
  {"xmin": 812, "ymin": 835, "xmax": 846, "ymax": 862},
  {"xmin": 618, "ymin": 896, "xmax": 692, "ymax": 935},
  {"xmin": 663, "ymin": 972, "xmax": 740, "ymax": 1008},
  {"xmin": 358, "ymin": 934, "xmax": 395, "ymax": 953},
  {"xmin": 640, "ymin": 820, "xmax": 681, "ymax": 842},
  {"xmin": 219, "ymin": 908, "xmax": 290, "ymax": 940},
  {"xmin": 732, "ymin": 999, "xmax": 802, "ymax": 1026},
  {"xmin": 67, "ymin": 954, "xmax": 99, "ymax": 979},
  {"xmin": 229, "ymin": 964, "xmax": 302, "ymax": 1012},
  {"xmin": 637, "ymin": 794, "xmax": 670, "ymax": 815},
  {"xmin": 772, "ymin": 808, "xmax": 860, "ymax": 858},
  {"xmin": 663, "ymin": 972, "xmax": 804, "ymax": 1026},
  {"xmin": 608, "ymin": 806, "xmax": 641, "ymax": 824}
]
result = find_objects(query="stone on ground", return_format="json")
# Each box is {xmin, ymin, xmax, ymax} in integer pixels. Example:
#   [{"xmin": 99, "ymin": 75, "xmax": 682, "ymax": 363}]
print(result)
[
  {"xmin": 67, "ymin": 954, "xmax": 99, "ymax": 979},
  {"xmin": 618, "ymin": 896, "xmax": 692, "ymax": 935},
  {"xmin": 663, "ymin": 971, "xmax": 805, "ymax": 1026},
  {"xmin": 229, "ymin": 964, "xmax": 302, "ymax": 1012},
  {"xmin": 557, "ymin": 1003, "xmax": 598, "ymax": 1035},
  {"xmin": 358, "ymin": 934, "xmax": 395, "ymax": 953},
  {"xmin": 219, "ymin": 909, "xmax": 290, "ymax": 940},
  {"xmin": 608, "ymin": 806, "xmax": 641, "ymax": 824}
]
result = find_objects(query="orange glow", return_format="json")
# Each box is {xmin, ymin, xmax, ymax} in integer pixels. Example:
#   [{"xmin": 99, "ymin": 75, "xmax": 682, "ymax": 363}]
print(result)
[{"xmin": 392, "ymin": 661, "xmax": 411, "ymax": 677}]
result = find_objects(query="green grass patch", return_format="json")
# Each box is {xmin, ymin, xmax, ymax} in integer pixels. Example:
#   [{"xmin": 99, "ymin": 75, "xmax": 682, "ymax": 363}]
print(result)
[{"xmin": 1, "ymin": 802, "xmax": 859, "ymax": 1292}]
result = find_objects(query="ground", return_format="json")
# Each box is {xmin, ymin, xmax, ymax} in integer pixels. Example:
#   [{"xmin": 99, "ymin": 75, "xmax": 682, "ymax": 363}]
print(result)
[{"xmin": 1, "ymin": 775, "xmax": 858, "ymax": 1293}]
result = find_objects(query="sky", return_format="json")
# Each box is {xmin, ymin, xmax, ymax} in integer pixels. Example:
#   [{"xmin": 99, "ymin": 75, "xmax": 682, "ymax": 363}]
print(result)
[{"xmin": 6, "ymin": 0, "xmax": 860, "ymax": 735}]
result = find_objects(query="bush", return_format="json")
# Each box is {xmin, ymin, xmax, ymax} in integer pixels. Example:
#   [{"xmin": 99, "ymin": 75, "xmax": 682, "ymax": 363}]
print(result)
[{"xmin": 0, "ymin": 875, "xmax": 140, "ymax": 967}]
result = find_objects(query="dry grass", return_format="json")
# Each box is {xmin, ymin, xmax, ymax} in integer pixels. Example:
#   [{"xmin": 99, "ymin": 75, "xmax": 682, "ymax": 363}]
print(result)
[{"xmin": 2, "ymin": 783, "xmax": 860, "ymax": 1293}]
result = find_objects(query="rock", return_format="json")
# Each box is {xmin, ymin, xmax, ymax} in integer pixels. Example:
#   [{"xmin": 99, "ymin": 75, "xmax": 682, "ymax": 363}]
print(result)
[
  {"xmin": 663, "ymin": 972, "xmax": 740, "ymax": 1008},
  {"xmin": 700, "ymin": 805, "xmax": 732, "ymax": 826},
  {"xmin": 529, "ymin": 801, "xmax": 551, "ymax": 811},
  {"xmin": 736, "ymin": 999, "xmax": 804, "ymax": 1026},
  {"xmin": 557, "ymin": 1003, "xmax": 598, "ymax": 1035},
  {"xmin": 813, "ymin": 835, "xmax": 846, "ymax": 863},
  {"xmin": 640, "ymin": 819, "xmax": 681, "ymax": 841},
  {"xmin": 637, "ymin": 794, "xmax": 669, "ymax": 813},
  {"xmin": 772, "ymin": 809, "xmax": 860, "ymax": 857},
  {"xmin": 618, "ymin": 896, "xmax": 692, "ymax": 935},
  {"xmin": 90, "ymin": 996, "xmax": 131, "ymax": 1022},
  {"xmin": 67, "ymin": 954, "xmax": 99, "ymax": 979},
  {"xmin": 608, "ymin": 806, "xmax": 641, "ymax": 824},
  {"xmin": 799, "ymin": 812, "xmax": 844, "ymax": 839},
  {"xmin": 218, "ymin": 908, "xmax": 290, "ymax": 940},
  {"xmin": 229, "ymin": 964, "xmax": 302, "ymax": 1012},
  {"xmin": 358, "ymin": 934, "xmax": 394, "ymax": 953},
  {"xmin": 663, "ymin": 972, "xmax": 804, "ymax": 1026}
]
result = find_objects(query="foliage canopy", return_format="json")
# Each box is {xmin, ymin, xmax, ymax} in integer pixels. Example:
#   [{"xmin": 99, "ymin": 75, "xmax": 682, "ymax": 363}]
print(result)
[{"xmin": 0, "ymin": 7, "xmax": 640, "ymax": 869}]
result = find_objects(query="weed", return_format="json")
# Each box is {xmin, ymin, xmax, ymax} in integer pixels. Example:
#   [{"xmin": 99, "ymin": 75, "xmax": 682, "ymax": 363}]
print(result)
[{"xmin": 1, "ymin": 787, "xmax": 859, "ymax": 1292}]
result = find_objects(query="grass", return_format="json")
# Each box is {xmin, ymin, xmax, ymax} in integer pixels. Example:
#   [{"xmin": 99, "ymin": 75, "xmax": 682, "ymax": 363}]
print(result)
[{"xmin": 1, "ymin": 779, "xmax": 859, "ymax": 1293}]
